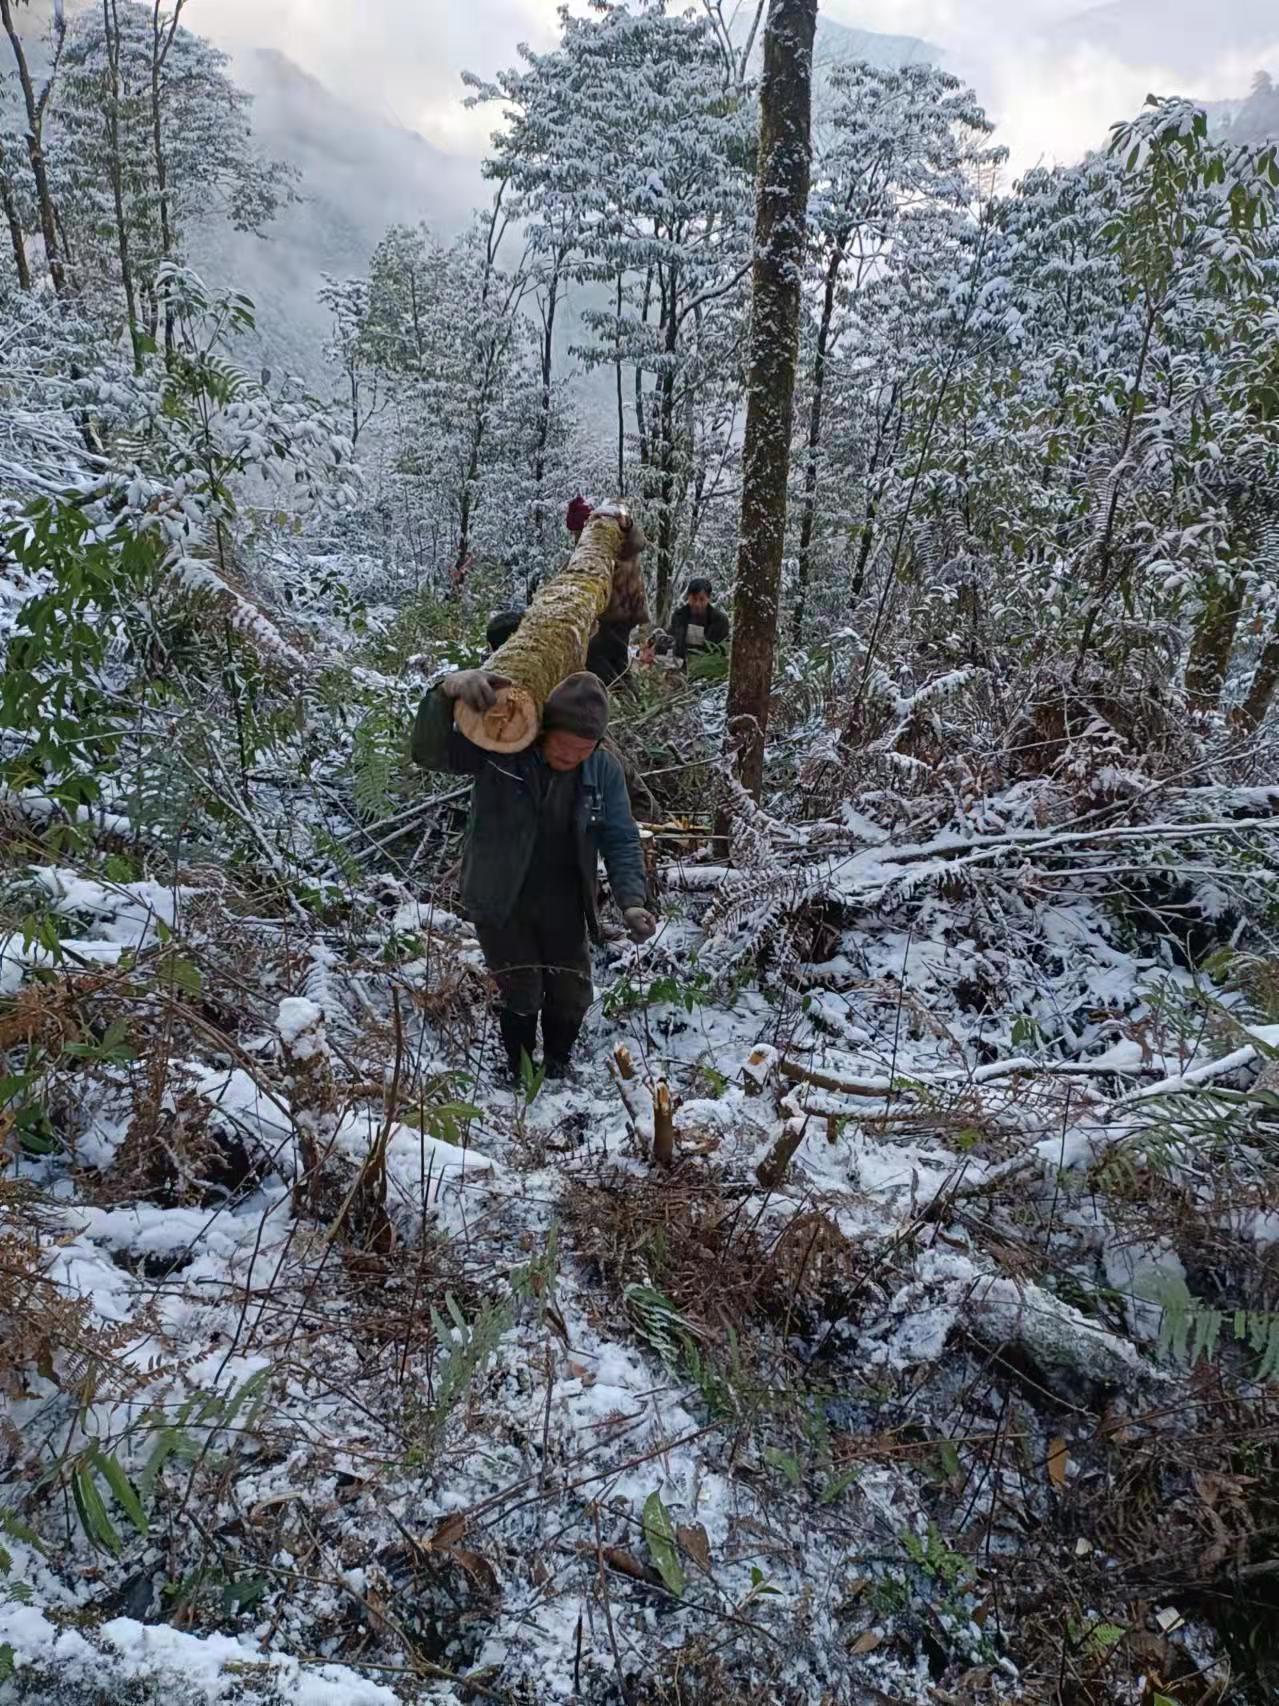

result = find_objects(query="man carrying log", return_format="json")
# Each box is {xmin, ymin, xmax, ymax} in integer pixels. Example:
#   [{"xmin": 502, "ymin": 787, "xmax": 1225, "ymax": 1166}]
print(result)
[
  {"xmin": 411, "ymin": 505, "xmax": 657, "ymax": 1082},
  {"xmin": 412, "ymin": 671, "xmax": 655, "ymax": 1079}
]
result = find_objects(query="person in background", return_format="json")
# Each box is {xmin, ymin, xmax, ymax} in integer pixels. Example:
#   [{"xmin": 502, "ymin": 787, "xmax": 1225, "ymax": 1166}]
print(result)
[
  {"xmin": 566, "ymin": 493, "xmax": 592, "ymax": 541},
  {"xmin": 411, "ymin": 667, "xmax": 656, "ymax": 1082},
  {"xmin": 486, "ymin": 609, "xmax": 524, "ymax": 656},
  {"xmin": 668, "ymin": 577, "xmax": 730, "ymax": 663}
]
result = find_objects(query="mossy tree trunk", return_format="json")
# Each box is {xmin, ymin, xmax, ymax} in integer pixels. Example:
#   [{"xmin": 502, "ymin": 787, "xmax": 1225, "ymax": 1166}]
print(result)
[
  {"xmin": 454, "ymin": 505, "xmax": 633, "ymax": 752},
  {"xmin": 0, "ymin": 0, "xmax": 64, "ymax": 297},
  {"xmin": 1185, "ymin": 578, "xmax": 1244, "ymax": 713},
  {"xmin": 723, "ymin": 0, "xmax": 817, "ymax": 800},
  {"xmin": 0, "ymin": 148, "xmax": 29, "ymax": 290},
  {"xmin": 1236, "ymin": 615, "xmax": 1279, "ymax": 734}
]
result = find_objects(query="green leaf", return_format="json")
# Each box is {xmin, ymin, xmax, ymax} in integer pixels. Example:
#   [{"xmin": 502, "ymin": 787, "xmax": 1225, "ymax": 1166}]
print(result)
[
  {"xmin": 219, "ymin": 1367, "xmax": 272, "ymax": 1434},
  {"xmin": 0, "ymin": 1643, "xmax": 13, "ymax": 1681},
  {"xmin": 221, "ymin": 1573, "xmax": 268, "ymax": 1614},
  {"xmin": 1084, "ymin": 1620, "xmax": 1126, "ymax": 1656},
  {"xmin": 642, "ymin": 1491, "xmax": 686, "ymax": 1596},
  {"xmin": 73, "ymin": 1465, "xmax": 121, "ymax": 1556},
  {"xmin": 819, "ymin": 1466, "xmax": 861, "ymax": 1504},
  {"xmin": 0, "ymin": 1511, "xmax": 49, "ymax": 1557},
  {"xmin": 161, "ymin": 956, "xmax": 203, "ymax": 998},
  {"xmin": 935, "ymin": 1439, "xmax": 961, "ymax": 1481},
  {"xmin": 138, "ymin": 1428, "xmax": 182, "ymax": 1501},
  {"xmin": 763, "ymin": 1447, "xmax": 802, "ymax": 1489},
  {"xmin": 519, "ymin": 1050, "xmax": 545, "ymax": 1104},
  {"xmin": 0, "ymin": 1076, "xmax": 34, "ymax": 1107},
  {"xmin": 91, "ymin": 1449, "xmax": 148, "ymax": 1537}
]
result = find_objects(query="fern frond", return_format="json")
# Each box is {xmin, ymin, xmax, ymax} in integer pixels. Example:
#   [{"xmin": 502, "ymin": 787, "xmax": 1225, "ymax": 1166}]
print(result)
[{"xmin": 352, "ymin": 714, "xmax": 399, "ymax": 821}]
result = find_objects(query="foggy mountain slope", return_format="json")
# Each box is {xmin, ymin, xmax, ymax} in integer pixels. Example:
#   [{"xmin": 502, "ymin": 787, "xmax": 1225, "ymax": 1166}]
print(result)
[
  {"xmin": 1227, "ymin": 71, "xmax": 1279, "ymax": 142},
  {"xmin": 185, "ymin": 20, "xmax": 946, "ymax": 396},
  {"xmin": 814, "ymin": 16, "xmax": 947, "ymax": 74},
  {"xmin": 1049, "ymin": 0, "xmax": 1278, "ymax": 75},
  {"xmin": 188, "ymin": 47, "xmax": 479, "ymax": 383}
]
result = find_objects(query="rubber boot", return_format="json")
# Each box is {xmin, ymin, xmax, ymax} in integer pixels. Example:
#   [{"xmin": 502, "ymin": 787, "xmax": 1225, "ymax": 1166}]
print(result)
[
  {"xmin": 541, "ymin": 1004, "xmax": 585, "ymax": 1080},
  {"xmin": 498, "ymin": 1008, "xmax": 539, "ymax": 1082}
]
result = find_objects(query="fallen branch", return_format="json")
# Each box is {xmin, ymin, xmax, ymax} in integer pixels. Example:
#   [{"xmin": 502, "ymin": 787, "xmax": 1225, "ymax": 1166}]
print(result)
[
  {"xmin": 778, "ymin": 1053, "xmax": 1166, "ymax": 1101},
  {"xmin": 756, "ymin": 1115, "xmax": 810, "ymax": 1189}
]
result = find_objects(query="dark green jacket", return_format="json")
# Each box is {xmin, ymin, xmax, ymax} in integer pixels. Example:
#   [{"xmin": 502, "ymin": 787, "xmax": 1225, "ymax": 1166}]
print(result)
[
  {"xmin": 670, "ymin": 601, "xmax": 731, "ymax": 662},
  {"xmin": 411, "ymin": 687, "xmax": 648, "ymax": 936}
]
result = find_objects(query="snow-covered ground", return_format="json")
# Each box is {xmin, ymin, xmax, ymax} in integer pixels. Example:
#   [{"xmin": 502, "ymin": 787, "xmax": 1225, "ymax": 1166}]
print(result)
[{"xmin": 0, "ymin": 851, "xmax": 1272, "ymax": 1703}]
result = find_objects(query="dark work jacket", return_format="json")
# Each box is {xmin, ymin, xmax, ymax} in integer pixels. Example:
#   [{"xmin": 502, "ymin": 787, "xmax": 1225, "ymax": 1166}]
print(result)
[
  {"xmin": 586, "ymin": 618, "xmax": 637, "ymax": 686},
  {"xmin": 670, "ymin": 601, "xmax": 730, "ymax": 661},
  {"xmin": 411, "ymin": 687, "xmax": 647, "ymax": 937}
]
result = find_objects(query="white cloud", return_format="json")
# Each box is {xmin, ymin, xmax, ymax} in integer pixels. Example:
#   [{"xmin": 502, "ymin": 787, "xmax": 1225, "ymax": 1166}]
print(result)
[
  {"xmin": 194, "ymin": 0, "xmax": 1276, "ymax": 175},
  {"xmin": 984, "ymin": 37, "xmax": 1279, "ymax": 175},
  {"xmin": 195, "ymin": 0, "xmax": 562, "ymax": 152}
]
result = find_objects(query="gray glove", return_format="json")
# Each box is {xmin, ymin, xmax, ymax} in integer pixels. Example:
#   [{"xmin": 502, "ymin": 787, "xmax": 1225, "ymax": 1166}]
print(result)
[
  {"xmin": 441, "ymin": 669, "xmax": 511, "ymax": 713},
  {"xmin": 623, "ymin": 907, "xmax": 657, "ymax": 943}
]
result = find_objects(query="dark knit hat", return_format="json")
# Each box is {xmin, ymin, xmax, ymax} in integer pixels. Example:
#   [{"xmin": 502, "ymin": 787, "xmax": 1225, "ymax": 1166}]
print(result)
[
  {"xmin": 543, "ymin": 671, "xmax": 609, "ymax": 740},
  {"xmin": 566, "ymin": 495, "xmax": 592, "ymax": 534}
]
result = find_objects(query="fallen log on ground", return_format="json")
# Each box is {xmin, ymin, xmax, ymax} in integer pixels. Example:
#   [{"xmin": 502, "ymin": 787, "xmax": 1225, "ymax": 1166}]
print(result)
[{"xmin": 777, "ymin": 1054, "xmax": 1167, "ymax": 1099}]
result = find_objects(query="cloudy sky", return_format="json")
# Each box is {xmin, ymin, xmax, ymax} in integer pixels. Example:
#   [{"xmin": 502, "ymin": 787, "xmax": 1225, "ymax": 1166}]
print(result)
[{"xmin": 200, "ymin": 0, "xmax": 1278, "ymax": 177}]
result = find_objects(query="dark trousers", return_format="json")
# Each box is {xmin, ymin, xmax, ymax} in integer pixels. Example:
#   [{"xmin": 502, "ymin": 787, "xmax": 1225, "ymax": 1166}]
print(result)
[{"xmin": 476, "ymin": 890, "xmax": 593, "ymax": 1064}]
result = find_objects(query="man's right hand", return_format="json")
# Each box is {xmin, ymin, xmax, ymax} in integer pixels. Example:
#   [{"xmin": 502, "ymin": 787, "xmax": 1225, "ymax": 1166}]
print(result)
[{"xmin": 441, "ymin": 670, "xmax": 511, "ymax": 713}]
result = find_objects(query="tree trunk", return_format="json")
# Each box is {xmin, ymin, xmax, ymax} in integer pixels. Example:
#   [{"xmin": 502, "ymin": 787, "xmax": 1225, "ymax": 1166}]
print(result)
[
  {"xmin": 0, "ymin": 0, "xmax": 64, "ymax": 296},
  {"xmin": 792, "ymin": 237, "xmax": 843, "ymax": 641},
  {"xmin": 0, "ymin": 151, "xmax": 29, "ymax": 289},
  {"xmin": 455, "ymin": 506, "xmax": 634, "ymax": 752},
  {"xmin": 150, "ymin": 0, "xmax": 184, "ymax": 361},
  {"xmin": 1236, "ymin": 616, "xmax": 1279, "ymax": 734},
  {"xmin": 615, "ymin": 269, "xmax": 625, "ymax": 494},
  {"xmin": 532, "ymin": 253, "xmax": 561, "ymax": 539},
  {"xmin": 655, "ymin": 310, "xmax": 678, "ymax": 622},
  {"xmin": 634, "ymin": 266, "xmax": 652, "ymax": 470},
  {"xmin": 850, "ymin": 386, "xmax": 901, "ymax": 601},
  {"xmin": 453, "ymin": 189, "xmax": 512, "ymax": 578},
  {"xmin": 1184, "ymin": 578, "xmax": 1244, "ymax": 712},
  {"xmin": 722, "ymin": 0, "xmax": 816, "ymax": 802},
  {"xmin": 104, "ymin": 0, "xmax": 142, "ymax": 372},
  {"xmin": 651, "ymin": 257, "xmax": 680, "ymax": 622},
  {"xmin": 1072, "ymin": 298, "xmax": 1157, "ymax": 680}
]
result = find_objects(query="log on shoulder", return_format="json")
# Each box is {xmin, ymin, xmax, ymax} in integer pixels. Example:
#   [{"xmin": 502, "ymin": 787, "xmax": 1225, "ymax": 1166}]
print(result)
[{"xmin": 453, "ymin": 502, "xmax": 633, "ymax": 753}]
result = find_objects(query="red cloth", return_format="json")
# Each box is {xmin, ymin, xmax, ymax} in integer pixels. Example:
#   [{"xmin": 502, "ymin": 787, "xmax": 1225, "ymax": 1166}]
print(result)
[{"xmin": 565, "ymin": 495, "xmax": 592, "ymax": 534}]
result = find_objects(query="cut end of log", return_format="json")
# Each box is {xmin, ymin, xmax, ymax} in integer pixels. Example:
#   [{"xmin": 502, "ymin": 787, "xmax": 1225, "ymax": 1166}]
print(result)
[{"xmin": 454, "ymin": 683, "xmax": 541, "ymax": 753}]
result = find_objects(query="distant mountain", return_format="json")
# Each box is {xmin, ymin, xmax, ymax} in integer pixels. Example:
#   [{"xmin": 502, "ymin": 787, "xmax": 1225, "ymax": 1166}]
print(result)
[
  {"xmin": 814, "ymin": 17, "xmax": 946, "ymax": 74},
  {"xmin": 1226, "ymin": 71, "xmax": 1279, "ymax": 143},
  {"xmin": 1049, "ymin": 0, "xmax": 1278, "ymax": 77},
  {"xmin": 189, "ymin": 47, "xmax": 480, "ymax": 384}
]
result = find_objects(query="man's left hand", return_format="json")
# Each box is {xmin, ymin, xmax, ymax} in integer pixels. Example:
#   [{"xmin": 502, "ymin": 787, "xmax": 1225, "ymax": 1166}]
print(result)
[{"xmin": 623, "ymin": 907, "xmax": 657, "ymax": 942}]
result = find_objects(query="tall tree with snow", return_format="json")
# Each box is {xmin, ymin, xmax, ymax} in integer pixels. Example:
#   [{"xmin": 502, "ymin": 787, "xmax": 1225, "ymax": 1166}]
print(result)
[
  {"xmin": 724, "ymin": 0, "xmax": 816, "ymax": 800},
  {"xmin": 469, "ymin": 3, "xmax": 755, "ymax": 615}
]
